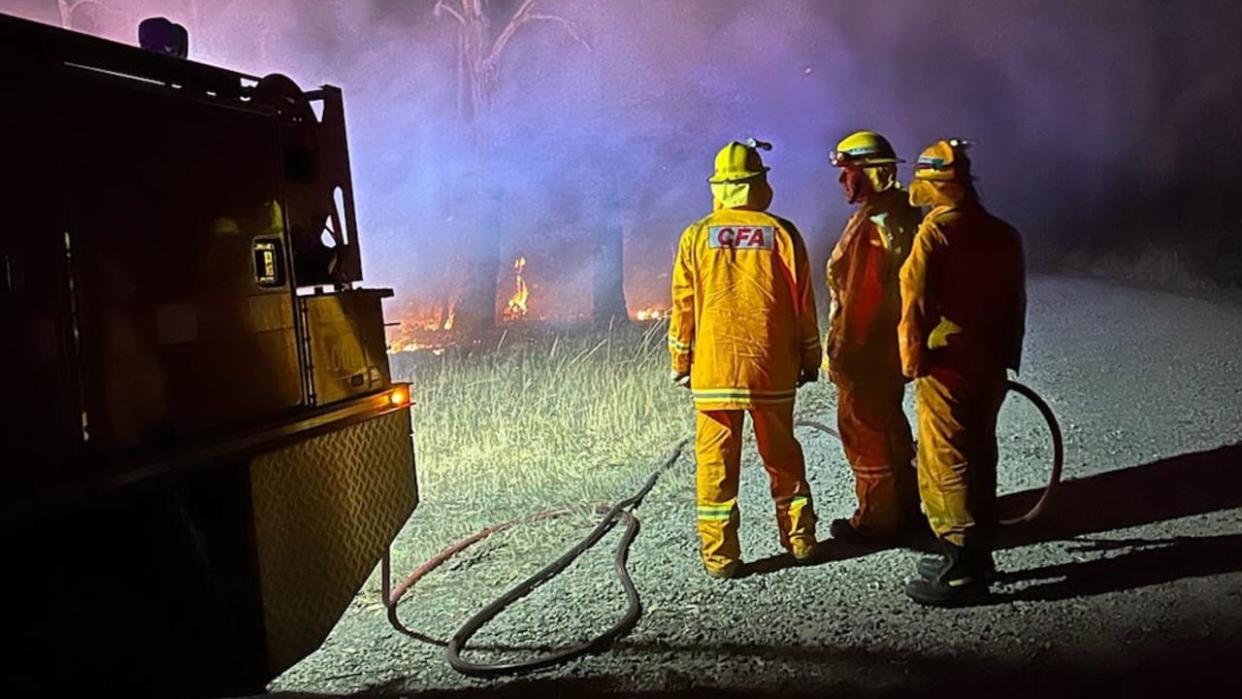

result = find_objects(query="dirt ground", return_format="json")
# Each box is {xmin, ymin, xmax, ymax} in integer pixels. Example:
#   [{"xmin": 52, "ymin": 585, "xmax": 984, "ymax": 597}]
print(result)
[{"xmin": 263, "ymin": 277, "xmax": 1242, "ymax": 698}]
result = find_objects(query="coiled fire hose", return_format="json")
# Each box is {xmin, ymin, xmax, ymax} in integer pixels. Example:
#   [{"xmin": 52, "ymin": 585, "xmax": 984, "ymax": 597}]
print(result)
[
  {"xmin": 382, "ymin": 440, "xmax": 688, "ymax": 678},
  {"xmin": 381, "ymin": 380, "xmax": 1061, "ymax": 677}
]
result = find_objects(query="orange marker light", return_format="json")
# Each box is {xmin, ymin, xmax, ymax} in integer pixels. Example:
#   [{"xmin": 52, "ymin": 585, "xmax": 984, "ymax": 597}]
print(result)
[{"xmin": 389, "ymin": 386, "xmax": 410, "ymax": 406}]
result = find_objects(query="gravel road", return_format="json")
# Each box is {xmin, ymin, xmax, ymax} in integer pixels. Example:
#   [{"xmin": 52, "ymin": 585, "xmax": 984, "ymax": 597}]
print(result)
[{"xmin": 265, "ymin": 277, "xmax": 1242, "ymax": 698}]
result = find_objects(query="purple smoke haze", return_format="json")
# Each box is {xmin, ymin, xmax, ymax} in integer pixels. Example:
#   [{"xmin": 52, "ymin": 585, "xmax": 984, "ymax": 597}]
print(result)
[{"xmin": 6, "ymin": 0, "xmax": 1241, "ymax": 308}]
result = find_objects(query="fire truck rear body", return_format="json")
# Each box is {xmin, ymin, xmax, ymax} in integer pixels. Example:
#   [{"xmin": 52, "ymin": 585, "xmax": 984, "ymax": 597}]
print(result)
[{"xmin": 0, "ymin": 14, "xmax": 417, "ymax": 696}]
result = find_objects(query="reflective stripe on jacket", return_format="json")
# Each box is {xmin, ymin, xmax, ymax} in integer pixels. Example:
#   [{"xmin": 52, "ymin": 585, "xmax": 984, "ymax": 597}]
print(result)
[{"xmin": 670, "ymin": 208, "xmax": 821, "ymax": 410}]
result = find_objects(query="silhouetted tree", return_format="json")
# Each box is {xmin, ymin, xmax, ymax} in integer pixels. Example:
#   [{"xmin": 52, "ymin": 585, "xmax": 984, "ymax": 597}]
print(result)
[
  {"xmin": 432, "ymin": 0, "xmax": 588, "ymax": 334},
  {"xmin": 590, "ymin": 168, "xmax": 630, "ymax": 323},
  {"xmin": 55, "ymin": 0, "xmax": 117, "ymax": 30}
]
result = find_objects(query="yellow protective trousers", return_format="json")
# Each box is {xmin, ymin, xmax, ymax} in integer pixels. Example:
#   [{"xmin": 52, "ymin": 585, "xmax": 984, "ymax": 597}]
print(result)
[
  {"xmin": 914, "ymin": 369, "xmax": 1007, "ymax": 549},
  {"xmin": 835, "ymin": 371, "xmax": 918, "ymax": 535},
  {"xmin": 694, "ymin": 406, "xmax": 817, "ymax": 572}
]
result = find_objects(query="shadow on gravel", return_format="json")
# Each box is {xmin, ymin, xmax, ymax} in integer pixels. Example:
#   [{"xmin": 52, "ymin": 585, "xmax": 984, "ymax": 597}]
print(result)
[
  {"xmin": 987, "ymin": 441, "xmax": 1242, "ymax": 601},
  {"xmin": 996, "ymin": 533, "xmax": 1242, "ymax": 601},
  {"xmin": 738, "ymin": 529, "xmax": 939, "ymax": 578},
  {"xmin": 737, "ymin": 544, "xmax": 883, "ymax": 578},
  {"xmin": 998, "ymin": 441, "xmax": 1242, "ymax": 545},
  {"xmin": 264, "ymin": 636, "xmax": 1242, "ymax": 698},
  {"xmin": 742, "ymin": 442, "xmax": 1242, "ymax": 583}
]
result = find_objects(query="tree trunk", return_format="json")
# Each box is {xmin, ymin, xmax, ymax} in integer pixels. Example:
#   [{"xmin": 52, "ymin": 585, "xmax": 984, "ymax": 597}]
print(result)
[
  {"xmin": 592, "ymin": 171, "xmax": 628, "ymax": 323},
  {"xmin": 452, "ymin": 172, "xmax": 500, "ymax": 336},
  {"xmin": 455, "ymin": 253, "xmax": 498, "ymax": 335}
]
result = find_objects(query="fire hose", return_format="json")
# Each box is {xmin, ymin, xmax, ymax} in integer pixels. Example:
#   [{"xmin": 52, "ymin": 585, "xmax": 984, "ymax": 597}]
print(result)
[
  {"xmin": 381, "ymin": 380, "xmax": 1062, "ymax": 678},
  {"xmin": 381, "ymin": 441, "xmax": 687, "ymax": 678},
  {"xmin": 793, "ymin": 380, "xmax": 1065, "ymax": 525}
]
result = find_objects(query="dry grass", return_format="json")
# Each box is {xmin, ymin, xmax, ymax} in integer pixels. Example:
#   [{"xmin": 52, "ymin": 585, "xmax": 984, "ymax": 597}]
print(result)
[
  {"xmin": 389, "ymin": 321, "xmax": 695, "ymax": 514},
  {"xmin": 381, "ymin": 322, "xmax": 837, "ymax": 584}
]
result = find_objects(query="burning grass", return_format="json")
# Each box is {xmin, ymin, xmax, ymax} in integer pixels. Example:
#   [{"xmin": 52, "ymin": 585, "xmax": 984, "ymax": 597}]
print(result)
[{"xmin": 390, "ymin": 321, "xmax": 698, "ymax": 514}]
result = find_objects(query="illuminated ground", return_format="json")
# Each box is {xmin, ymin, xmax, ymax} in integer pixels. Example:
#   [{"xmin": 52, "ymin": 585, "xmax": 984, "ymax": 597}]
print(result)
[{"xmin": 264, "ymin": 277, "xmax": 1242, "ymax": 698}]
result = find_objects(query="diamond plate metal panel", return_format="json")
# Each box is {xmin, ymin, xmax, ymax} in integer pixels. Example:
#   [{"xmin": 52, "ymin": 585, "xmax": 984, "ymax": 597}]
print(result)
[{"xmin": 249, "ymin": 408, "xmax": 417, "ymax": 675}]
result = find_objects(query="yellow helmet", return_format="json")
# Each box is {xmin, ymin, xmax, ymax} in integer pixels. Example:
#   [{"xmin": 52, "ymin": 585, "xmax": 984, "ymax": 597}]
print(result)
[
  {"xmin": 829, "ymin": 130, "xmax": 902, "ymax": 167},
  {"xmin": 913, "ymin": 138, "xmax": 972, "ymax": 181},
  {"xmin": 708, "ymin": 139, "xmax": 771, "ymax": 184}
]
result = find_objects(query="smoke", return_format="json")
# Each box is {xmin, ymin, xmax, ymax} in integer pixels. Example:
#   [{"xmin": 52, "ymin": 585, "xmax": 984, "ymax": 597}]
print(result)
[{"xmin": 8, "ymin": 0, "xmax": 1242, "ymax": 301}]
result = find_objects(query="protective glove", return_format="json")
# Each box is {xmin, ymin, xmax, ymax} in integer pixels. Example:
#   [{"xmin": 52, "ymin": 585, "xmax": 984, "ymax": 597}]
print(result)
[
  {"xmin": 670, "ymin": 370, "xmax": 691, "ymax": 389},
  {"xmin": 797, "ymin": 368, "xmax": 818, "ymax": 387}
]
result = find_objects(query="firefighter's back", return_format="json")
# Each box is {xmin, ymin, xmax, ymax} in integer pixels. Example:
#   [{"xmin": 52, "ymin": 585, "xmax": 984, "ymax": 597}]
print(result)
[
  {"xmin": 684, "ymin": 208, "xmax": 805, "ymax": 399},
  {"xmin": 924, "ymin": 203, "xmax": 1025, "ymax": 372}
]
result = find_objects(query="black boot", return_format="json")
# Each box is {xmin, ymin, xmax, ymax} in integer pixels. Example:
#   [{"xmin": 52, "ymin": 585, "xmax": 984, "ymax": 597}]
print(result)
[
  {"xmin": 829, "ymin": 517, "xmax": 916, "ymax": 548},
  {"xmin": 905, "ymin": 539, "xmax": 992, "ymax": 607},
  {"xmin": 828, "ymin": 518, "xmax": 872, "ymax": 545},
  {"xmin": 916, "ymin": 553, "xmax": 946, "ymax": 581},
  {"xmin": 916, "ymin": 551, "xmax": 995, "ymax": 581}
]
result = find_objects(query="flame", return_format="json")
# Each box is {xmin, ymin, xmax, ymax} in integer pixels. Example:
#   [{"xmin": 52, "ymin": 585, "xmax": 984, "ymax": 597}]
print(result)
[
  {"xmin": 391, "ymin": 340, "xmax": 446, "ymax": 356},
  {"xmin": 503, "ymin": 256, "xmax": 529, "ymax": 322},
  {"xmin": 633, "ymin": 306, "xmax": 672, "ymax": 322},
  {"xmin": 386, "ymin": 295, "xmax": 460, "ymax": 355}
]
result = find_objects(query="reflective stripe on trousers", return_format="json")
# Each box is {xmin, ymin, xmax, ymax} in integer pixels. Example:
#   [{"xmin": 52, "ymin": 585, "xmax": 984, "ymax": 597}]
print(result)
[
  {"xmin": 694, "ymin": 405, "xmax": 817, "ymax": 572},
  {"xmin": 835, "ymin": 373, "xmax": 918, "ymax": 534}
]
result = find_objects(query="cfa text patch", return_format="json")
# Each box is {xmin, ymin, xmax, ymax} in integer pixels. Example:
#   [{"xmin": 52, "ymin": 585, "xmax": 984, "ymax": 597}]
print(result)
[{"xmin": 708, "ymin": 225, "xmax": 775, "ymax": 250}]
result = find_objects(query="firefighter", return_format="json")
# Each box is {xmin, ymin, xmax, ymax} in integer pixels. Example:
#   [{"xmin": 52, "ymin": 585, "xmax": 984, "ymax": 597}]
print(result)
[
  {"xmin": 898, "ymin": 139, "xmax": 1026, "ymax": 606},
  {"xmin": 669, "ymin": 139, "xmax": 823, "ymax": 579},
  {"xmin": 824, "ymin": 130, "xmax": 923, "ymax": 545}
]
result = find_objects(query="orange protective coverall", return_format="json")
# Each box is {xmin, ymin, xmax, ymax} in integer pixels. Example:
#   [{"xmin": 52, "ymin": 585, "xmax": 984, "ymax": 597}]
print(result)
[
  {"xmin": 669, "ymin": 206, "xmax": 822, "ymax": 572},
  {"xmin": 898, "ymin": 201, "xmax": 1025, "ymax": 549},
  {"xmin": 825, "ymin": 188, "xmax": 922, "ymax": 535}
]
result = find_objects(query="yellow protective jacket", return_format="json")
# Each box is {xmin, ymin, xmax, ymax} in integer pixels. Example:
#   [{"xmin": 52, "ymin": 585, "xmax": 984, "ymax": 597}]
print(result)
[
  {"xmin": 898, "ymin": 202, "xmax": 1026, "ymax": 378},
  {"xmin": 669, "ymin": 208, "xmax": 821, "ymax": 409},
  {"xmin": 825, "ymin": 188, "xmax": 921, "ymax": 381}
]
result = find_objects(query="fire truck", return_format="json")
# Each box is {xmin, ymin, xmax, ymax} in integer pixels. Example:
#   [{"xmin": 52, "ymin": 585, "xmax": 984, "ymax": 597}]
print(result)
[{"xmin": 0, "ymin": 14, "xmax": 417, "ymax": 696}]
